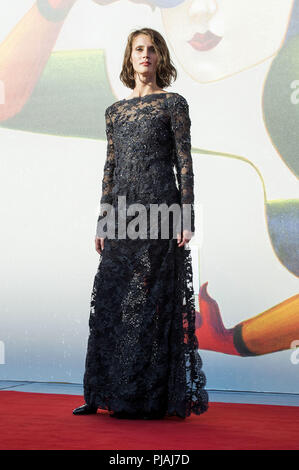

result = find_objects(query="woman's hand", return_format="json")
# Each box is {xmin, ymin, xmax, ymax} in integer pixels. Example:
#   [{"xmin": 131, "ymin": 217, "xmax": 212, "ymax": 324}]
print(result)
[
  {"xmin": 177, "ymin": 229, "xmax": 193, "ymax": 248},
  {"xmin": 95, "ymin": 236, "xmax": 105, "ymax": 255}
]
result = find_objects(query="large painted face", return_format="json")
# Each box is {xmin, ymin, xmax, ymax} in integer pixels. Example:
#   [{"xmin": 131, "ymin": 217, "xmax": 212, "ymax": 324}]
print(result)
[{"xmin": 160, "ymin": 0, "xmax": 295, "ymax": 82}]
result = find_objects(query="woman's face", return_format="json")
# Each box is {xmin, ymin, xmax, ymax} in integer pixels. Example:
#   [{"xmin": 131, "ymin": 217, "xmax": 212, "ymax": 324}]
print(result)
[
  {"xmin": 161, "ymin": 0, "xmax": 295, "ymax": 82},
  {"xmin": 129, "ymin": 34, "xmax": 159, "ymax": 80}
]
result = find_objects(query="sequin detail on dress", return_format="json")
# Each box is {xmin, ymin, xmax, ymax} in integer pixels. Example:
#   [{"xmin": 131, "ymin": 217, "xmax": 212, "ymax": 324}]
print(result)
[{"xmin": 83, "ymin": 92, "xmax": 209, "ymax": 418}]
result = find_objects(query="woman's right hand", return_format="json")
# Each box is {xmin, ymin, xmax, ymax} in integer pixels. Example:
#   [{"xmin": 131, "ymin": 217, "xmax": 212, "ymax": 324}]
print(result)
[{"xmin": 95, "ymin": 236, "xmax": 104, "ymax": 255}]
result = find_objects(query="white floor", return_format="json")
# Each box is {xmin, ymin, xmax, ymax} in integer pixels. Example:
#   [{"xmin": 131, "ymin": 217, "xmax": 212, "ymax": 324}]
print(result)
[{"xmin": 1, "ymin": 381, "xmax": 299, "ymax": 407}]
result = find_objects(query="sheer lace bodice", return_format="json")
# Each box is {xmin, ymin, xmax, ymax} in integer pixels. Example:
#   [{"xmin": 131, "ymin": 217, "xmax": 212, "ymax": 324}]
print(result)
[{"xmin": 97, "ymin": 92, "xmax": 195, "ymax": 234}]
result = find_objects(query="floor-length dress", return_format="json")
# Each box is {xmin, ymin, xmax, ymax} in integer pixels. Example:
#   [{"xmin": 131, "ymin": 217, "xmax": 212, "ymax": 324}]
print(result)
[{"xmin": 83, "ymin": 92, "xmax": 209, "ymax": 418}]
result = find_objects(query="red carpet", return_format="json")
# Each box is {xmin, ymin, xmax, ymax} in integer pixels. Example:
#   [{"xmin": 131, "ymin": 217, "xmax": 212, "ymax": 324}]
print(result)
[{"xmin": 0, "ymin": 391, "xmax": 298, "ymax": 450}]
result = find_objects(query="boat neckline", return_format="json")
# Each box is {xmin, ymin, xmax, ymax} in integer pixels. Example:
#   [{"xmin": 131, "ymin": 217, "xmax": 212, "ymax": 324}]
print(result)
[{"xmin": 122, "ymin": 91, "xmax": 177, "ymax": 102}]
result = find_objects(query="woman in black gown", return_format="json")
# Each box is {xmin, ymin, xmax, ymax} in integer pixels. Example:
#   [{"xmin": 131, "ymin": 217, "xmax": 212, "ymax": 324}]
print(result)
[{"xmin": 73, "ymin": 27, "xmax": 209, "ymax": 420}]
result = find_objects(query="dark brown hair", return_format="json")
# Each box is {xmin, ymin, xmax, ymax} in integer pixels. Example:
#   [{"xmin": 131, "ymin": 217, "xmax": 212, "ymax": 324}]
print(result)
[{"xmin": 119, "ymin": 28, "xmax": 177, "ymax": 90}]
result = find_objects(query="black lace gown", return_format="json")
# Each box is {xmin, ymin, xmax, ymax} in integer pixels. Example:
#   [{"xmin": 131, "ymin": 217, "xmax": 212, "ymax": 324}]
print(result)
[{"xmin": 83, "ymin": 92, "xmax": 209, "ymax": 418}]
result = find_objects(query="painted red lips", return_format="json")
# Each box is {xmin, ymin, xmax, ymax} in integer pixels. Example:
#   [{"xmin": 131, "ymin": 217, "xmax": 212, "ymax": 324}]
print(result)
[{"xmin": 188, "ymin": 31, "xmax": 222, "ymax": 51}]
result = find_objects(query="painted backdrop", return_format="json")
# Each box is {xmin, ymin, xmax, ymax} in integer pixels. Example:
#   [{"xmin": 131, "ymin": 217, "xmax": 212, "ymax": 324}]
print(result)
[{"xmin": 0, "ymin": 0, "xmax": 298, "ymax": 392}]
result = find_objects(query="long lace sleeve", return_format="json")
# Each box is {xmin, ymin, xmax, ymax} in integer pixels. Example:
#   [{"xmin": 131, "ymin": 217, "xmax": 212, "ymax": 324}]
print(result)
[
  {"xmin": 97, "ymin": 107, "xmax": 116, "ymax": 225},
  {"xmin": 170, "ymin": 94, "xmax": 195, "ymax": 234}
]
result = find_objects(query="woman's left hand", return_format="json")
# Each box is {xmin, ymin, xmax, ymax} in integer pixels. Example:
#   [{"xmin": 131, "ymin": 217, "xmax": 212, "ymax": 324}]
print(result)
[{"xmin": 177, "ymin": 229, "xmax": 193, "ymax": 247}]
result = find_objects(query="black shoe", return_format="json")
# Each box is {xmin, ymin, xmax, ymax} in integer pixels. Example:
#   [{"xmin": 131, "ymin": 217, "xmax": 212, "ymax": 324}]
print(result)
[{"xmin": 72, "ymin": 403, "xmax": 98, "ymax": 415}]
